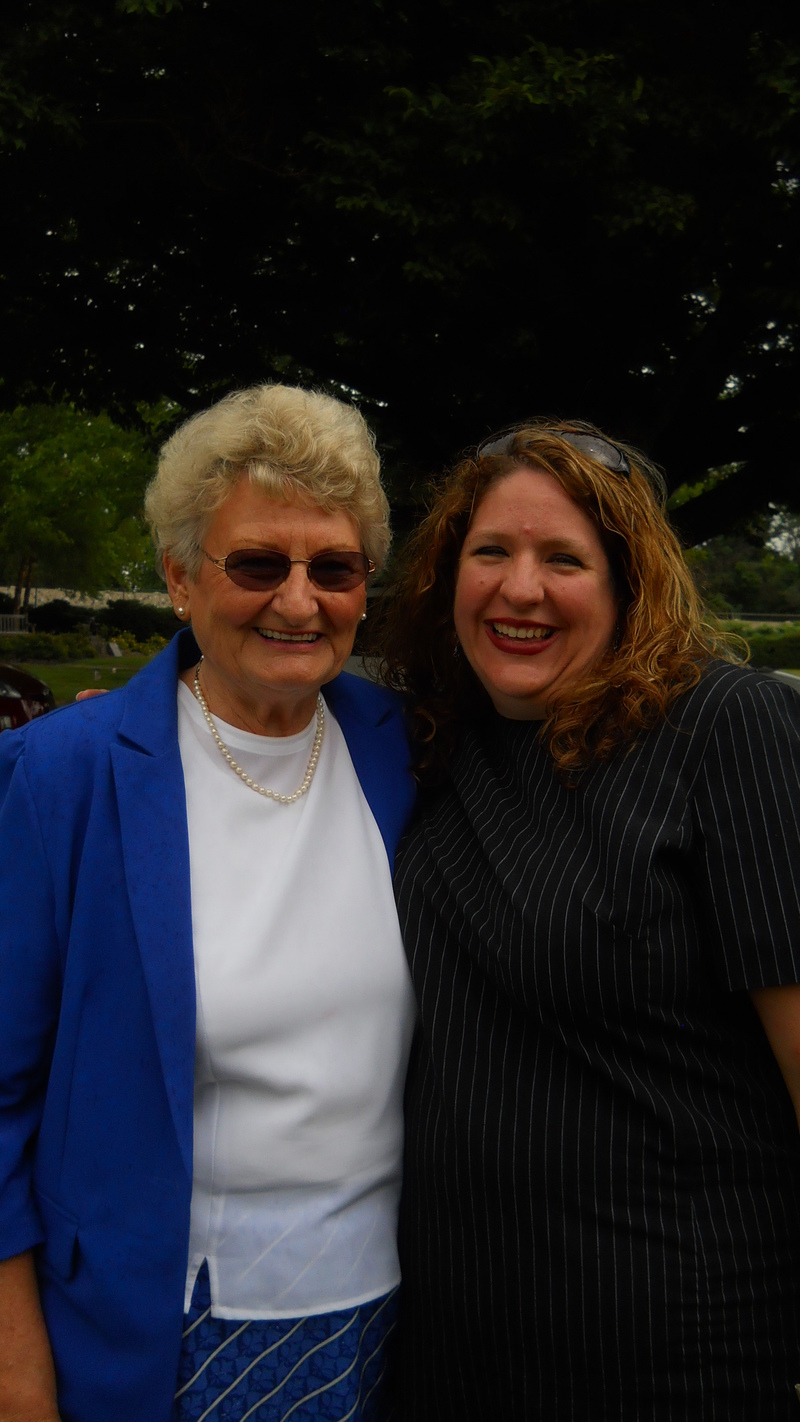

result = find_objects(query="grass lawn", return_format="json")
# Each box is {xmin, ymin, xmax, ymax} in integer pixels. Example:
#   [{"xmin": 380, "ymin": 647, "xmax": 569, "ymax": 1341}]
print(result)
[{"xmin": 22, "ymin": 656, "xmax": 152, "ymax": 706}]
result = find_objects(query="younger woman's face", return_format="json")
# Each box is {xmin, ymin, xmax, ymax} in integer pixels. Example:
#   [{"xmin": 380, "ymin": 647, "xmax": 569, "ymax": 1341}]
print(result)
[{"xmin": 453, "ymin": 467, "xmax": 618, "ymax": 720}]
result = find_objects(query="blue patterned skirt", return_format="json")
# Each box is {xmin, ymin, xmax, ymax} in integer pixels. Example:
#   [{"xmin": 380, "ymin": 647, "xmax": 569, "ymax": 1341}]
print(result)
[{"xmin": 173, "ymin": 1263, "xmax": 398, "ymax": 1422}]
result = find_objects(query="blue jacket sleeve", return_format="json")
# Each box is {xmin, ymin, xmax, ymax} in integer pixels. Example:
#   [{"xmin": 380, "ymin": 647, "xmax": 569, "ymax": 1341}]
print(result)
[{"xmin": 0, "ymin": 733, "xmax": 62, "ymax": 1259}]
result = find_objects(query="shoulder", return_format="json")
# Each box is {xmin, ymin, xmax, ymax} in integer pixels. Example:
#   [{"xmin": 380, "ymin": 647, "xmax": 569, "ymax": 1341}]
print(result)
[
  {"xmin": 636, "ymin": 661, "xmax": 800, "ymax": 797},
  {"xmin": 0, "ymin": 691, "xmax": 125, "ymax": 782},
  {"xmin": 0, "ymin": 696, "xmax": 125, "ymax": 859},
  {"xmin": 581, "ymin": 663, "xmax": 799, "ymax": 794},
  {"xmin": 0, "ymin": 636, "xmax": 183, "ymax": 791},
  {"xmin": 322, "ymin": 670, "xmax": 406, "ymax": 728},
  {"xmin": 669, "ymin": 660, "xmax": 800, "ymax": 736}
]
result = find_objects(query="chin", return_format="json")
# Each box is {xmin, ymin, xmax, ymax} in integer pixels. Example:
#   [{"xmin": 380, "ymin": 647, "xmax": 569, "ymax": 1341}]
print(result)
[{"xmin": 486, "ymin": 677, "xmax": 550, "ymax": 708}]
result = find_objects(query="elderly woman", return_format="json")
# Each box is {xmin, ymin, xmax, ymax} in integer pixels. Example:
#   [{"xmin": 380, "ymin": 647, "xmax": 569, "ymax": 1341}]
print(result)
[
  {"xmin": 0, "ymin": 384, "xmax": 416, "ymax": 1422},
  {"xmin": 377, "ymin": 422, "xmax": 800, "ymax": 1420}
]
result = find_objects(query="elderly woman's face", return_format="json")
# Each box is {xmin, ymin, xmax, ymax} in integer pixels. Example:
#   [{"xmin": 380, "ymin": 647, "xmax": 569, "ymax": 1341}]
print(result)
[
  {"xmin": 165, "ymin": 478, "xmax": 367, "ymax": 733},
  {"xmin": 453, "ymin": 467, "xmax": 618, "ymax": 720}
]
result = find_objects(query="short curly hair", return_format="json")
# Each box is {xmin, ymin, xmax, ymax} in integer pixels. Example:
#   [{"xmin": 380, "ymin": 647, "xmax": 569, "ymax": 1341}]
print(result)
[
  {"xmin": 145, "ymin": 383, "xmax": 390, "ymax": 578},
  {"xmin": 374, "ymin": 419, "xmax": 743, "ymax": 779}
]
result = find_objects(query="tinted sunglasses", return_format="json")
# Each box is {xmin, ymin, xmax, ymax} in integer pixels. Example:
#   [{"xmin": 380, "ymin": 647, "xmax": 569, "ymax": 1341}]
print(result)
[
  {"xmin": 203, "ymin": 548, "xmax": 375, "ymax": 592},
  {"xmin": 477, "ymin": 428, "xmax": 631, "ymax": 477}
]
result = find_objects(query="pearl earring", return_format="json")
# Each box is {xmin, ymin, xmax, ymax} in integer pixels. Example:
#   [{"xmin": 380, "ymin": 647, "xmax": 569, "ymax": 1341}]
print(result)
[
  {"xmin": 176, "ymin": 606, "xmax": 185, "ymax": 617},
  {"xmin": 360, "ymin": 612, "xmax": 367, "ymax": 622}
]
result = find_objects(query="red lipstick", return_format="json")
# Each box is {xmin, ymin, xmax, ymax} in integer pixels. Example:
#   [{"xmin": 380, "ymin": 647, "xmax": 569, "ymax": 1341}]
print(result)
[{"xmin": 484, "ymin": 620, "xmax": 558, "ymax": 656}]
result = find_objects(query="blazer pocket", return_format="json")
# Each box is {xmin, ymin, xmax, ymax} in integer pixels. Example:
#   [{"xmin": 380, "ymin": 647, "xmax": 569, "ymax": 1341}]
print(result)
[{"xmin": 36, "ymin": 1193, "xmax": 79, "ymax": 1281}]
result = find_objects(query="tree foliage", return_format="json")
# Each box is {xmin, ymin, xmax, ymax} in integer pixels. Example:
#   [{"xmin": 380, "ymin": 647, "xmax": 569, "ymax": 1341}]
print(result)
[
  {"xmin": 687, "ymin": 509, "xmax": 800, "ymax": 615},
  {"xmin": 0, "ymin": 403, "xmax": 155, "ymax": 605},
  {"xmin": 1, "ymin": 0, "xmax": 799, "ymax": 539}
]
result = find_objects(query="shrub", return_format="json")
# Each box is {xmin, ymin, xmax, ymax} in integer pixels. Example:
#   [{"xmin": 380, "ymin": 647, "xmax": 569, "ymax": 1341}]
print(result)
[
  {"xmin": 110, "ymin": 631, "xmax": 169, "ymax": 656},
  {"xmin": 745, "ymin": 632, "xmax": 800, "ymax": 669},
  {"xmin": 28, "ymin": 599, "xmax": 92, "ymax": 634},
  {"xmin": 0, "ymin": 632, "xmax": 97, "ymax": 661},
  {"xmin": 98, "ymin": 599, "xmax": 179, "ymax": 641}
]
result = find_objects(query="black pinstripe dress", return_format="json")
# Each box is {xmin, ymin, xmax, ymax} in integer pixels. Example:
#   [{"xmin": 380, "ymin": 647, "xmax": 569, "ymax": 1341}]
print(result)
[{"xmin": 393, "ymin": 664, "xmax": 800, "ymax": 1421}]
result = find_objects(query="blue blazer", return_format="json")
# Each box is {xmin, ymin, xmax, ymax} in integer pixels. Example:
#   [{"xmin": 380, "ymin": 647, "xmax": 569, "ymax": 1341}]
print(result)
[{"xmin": 0, "ymin": 631, "xmax": 414, "ymax": 1422}]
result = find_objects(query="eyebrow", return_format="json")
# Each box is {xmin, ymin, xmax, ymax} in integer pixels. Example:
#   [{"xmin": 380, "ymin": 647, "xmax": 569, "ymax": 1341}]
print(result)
[
  {"xmin": 464, "ymin": 529, "xmax": 589, "ymax": 555},
  {"xmin": 228, "ymin": 536, "xmax": 360, "ymax": 552}
]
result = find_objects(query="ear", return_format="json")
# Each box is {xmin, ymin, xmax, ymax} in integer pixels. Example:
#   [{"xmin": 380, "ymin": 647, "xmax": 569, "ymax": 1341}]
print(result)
[{"xmin": 163, "ymin": 550, "xmax": 193, "ymax": 619}]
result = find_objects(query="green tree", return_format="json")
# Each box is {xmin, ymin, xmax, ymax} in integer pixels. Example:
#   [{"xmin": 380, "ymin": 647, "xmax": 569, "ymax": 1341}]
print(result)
[
  {"xmin": 686, "ymin": 512, "xmax": 800, "ymax": 615},
  {"xmin": 0, "ymin": 403, "xmax": 155, "ymax": 608}
]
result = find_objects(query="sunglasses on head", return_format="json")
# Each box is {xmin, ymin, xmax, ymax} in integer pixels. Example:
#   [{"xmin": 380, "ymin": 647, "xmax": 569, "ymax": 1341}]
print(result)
[
  {"xmin": 203, "ymin": 548, "xmax": 376, "ymax": 592},
  {"xmin": 477, "ymin": 428, "xmax": 631, "ymax": 477}
]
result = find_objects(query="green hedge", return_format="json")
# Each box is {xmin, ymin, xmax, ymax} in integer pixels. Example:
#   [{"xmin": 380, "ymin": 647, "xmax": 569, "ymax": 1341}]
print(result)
[
  {"xmin": 742, "ymin": 631, "xmax": 800, "ymax": 669},
  {"xmin": 98, "ymin": 599, "xmax": 180, "ymax": 641},
  {"xmin": 28, "ymin": 597, "xmax": 179, "ymax": 640},
  {"xmin": 0, "ymin": 632, "xmax": 97, "ymax": 662}
]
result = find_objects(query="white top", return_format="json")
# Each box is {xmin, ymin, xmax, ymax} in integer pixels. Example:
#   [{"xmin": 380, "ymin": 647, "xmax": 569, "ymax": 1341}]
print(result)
[{"xmin": 177, "ymin": 680, "xmax": 416, "ymax": 1319}]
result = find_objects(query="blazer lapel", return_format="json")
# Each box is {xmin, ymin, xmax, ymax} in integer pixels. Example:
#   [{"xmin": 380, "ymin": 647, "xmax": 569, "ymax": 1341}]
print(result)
[
  {"xmin": 323, "ymin": 673, "xmax": 416, "ymax": 866},
  {"xmin": 110, "ymin": 633, "xmax": 196, "ymax": 1178}
]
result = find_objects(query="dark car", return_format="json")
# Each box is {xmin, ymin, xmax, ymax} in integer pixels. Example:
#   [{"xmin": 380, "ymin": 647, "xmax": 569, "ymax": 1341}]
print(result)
[{"xmin": 0, "ymin": 663, "xmax": 56, "ymax": 732}]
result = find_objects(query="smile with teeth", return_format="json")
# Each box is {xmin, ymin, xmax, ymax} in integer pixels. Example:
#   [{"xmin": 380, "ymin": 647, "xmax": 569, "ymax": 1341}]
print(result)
[
  {"xmin": 490, "ymin": 622, "xmax": 555, "ymax": 641},
  {"xmin": 255, "ymin": 628, "xmax": 320, "ymax": 643}
]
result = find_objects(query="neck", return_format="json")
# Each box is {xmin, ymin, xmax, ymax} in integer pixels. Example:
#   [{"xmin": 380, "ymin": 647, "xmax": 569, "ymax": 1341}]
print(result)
[{"xmin": 178, "ymin": 665, "xmax": 320, "ymax": 737}]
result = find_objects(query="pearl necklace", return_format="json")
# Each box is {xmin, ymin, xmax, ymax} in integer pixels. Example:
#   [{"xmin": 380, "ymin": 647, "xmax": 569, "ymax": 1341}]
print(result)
[{"xmin": 192, "ymin": 659, "xmax": 324, "ymax": 804}]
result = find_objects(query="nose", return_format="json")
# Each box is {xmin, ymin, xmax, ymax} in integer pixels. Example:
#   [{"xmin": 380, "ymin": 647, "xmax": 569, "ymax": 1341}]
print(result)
[
  {"xmin": 500, "ymin": 552, "xmax": 546, "ymax": 608},
  {"xmin": 270, "ymin": 561, "xmax": 319, "ymax": 622}
]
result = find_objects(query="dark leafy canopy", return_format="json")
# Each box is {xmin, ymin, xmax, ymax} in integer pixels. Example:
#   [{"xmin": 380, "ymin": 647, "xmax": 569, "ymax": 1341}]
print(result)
[{"xmin": 1, "ymin": 0, "xmax": 799, "ymax": 540}]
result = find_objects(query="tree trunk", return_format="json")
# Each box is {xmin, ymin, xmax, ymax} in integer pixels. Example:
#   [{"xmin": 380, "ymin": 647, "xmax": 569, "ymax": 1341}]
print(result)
[{"xmin": 12, "ymin": 558, "xmax": 26, "ymax": 613}]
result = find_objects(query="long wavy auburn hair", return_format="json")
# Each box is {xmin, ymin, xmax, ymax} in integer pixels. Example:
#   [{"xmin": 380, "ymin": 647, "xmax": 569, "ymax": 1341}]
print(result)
[{"xmin": 373, "ymin": 420, "xmax": 744, "ymax": 781}]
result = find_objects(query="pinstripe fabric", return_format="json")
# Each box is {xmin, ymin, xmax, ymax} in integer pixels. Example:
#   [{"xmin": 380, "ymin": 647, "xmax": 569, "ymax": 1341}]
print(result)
[
  {"xmin": 174, "ymin": 1264, "xmax": 397, "ymax": 1421},
  {"xmin": 394, "ymin": 664, "xmax": 800, "ymax": 1421}
]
